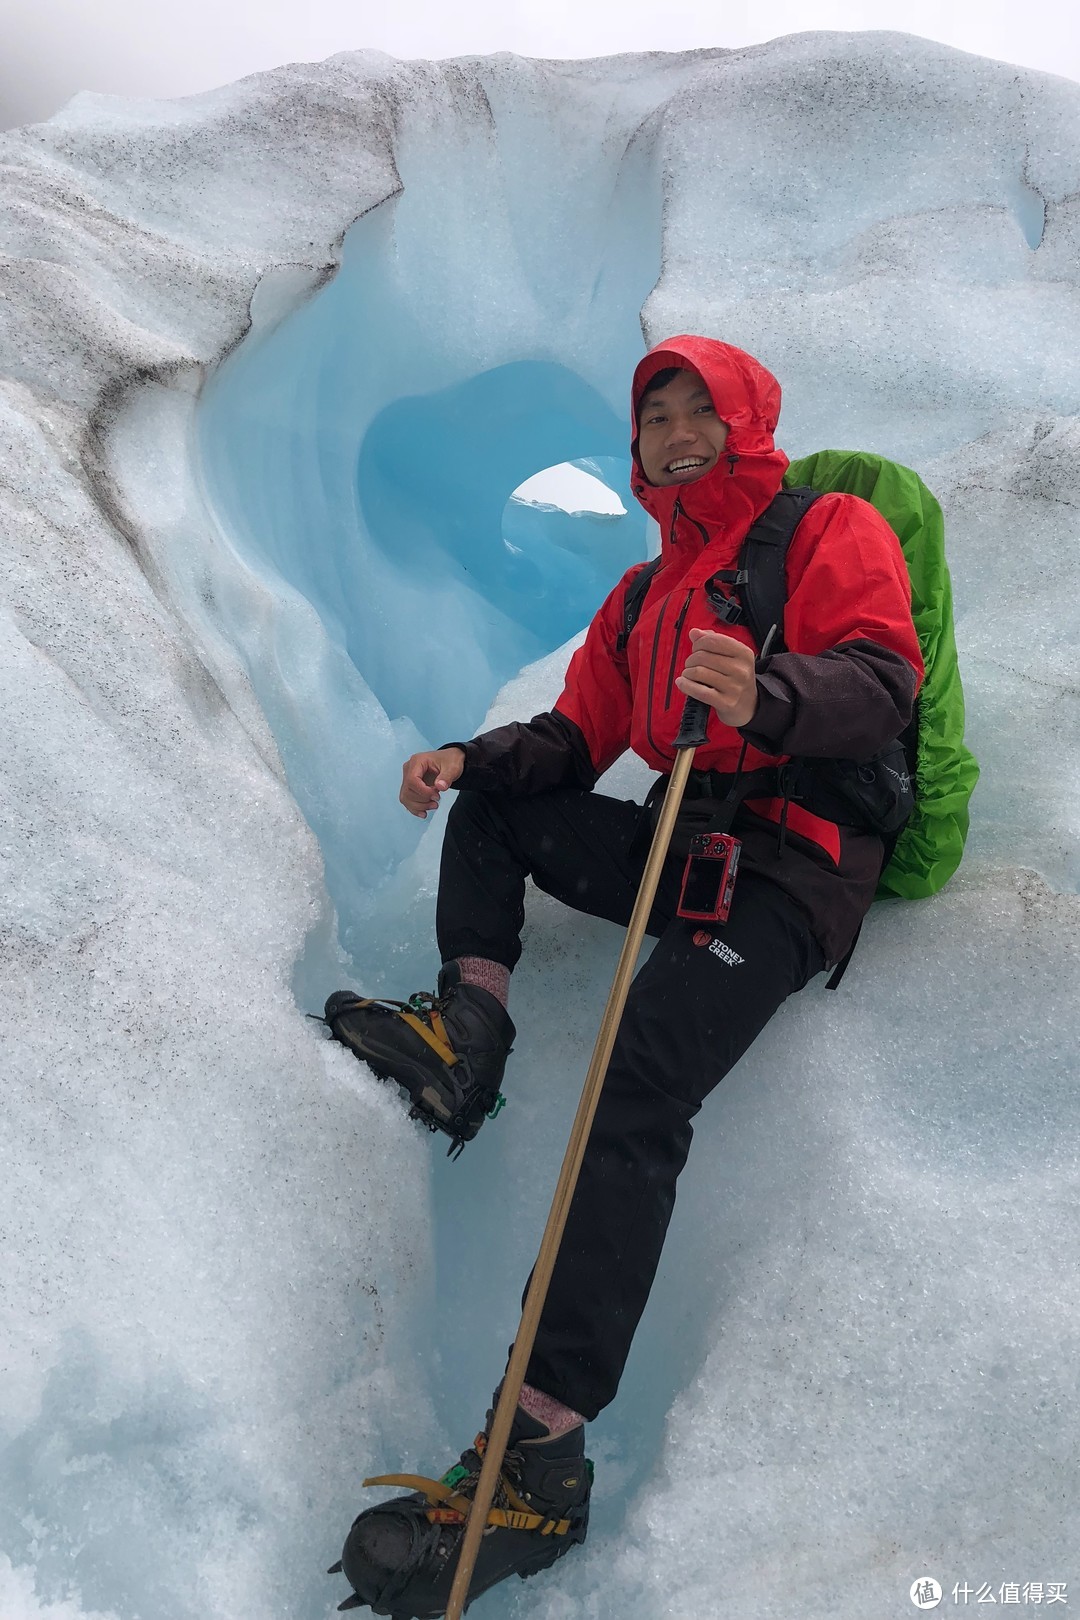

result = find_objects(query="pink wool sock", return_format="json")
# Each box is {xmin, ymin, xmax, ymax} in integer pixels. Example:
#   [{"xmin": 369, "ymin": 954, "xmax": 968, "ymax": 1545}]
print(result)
[
  {"xmin": 456, "ymin": 956, "xmax": 510, "ymax": 1010},
  {"xmin": 518, "ymin": 1382, "xmax": 586, "ymax": 1439}
]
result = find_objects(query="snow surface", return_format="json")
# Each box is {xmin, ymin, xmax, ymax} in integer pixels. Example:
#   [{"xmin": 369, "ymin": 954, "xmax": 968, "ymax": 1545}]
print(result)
[{"xmin": 1, "ymin": 31, "xmax": 1078, "ymax": 1620}]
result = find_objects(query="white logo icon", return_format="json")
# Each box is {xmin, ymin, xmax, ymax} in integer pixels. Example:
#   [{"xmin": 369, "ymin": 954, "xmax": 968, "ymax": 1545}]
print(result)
[{"xmin": 910, "ymin": 1578, "xmax": 942, "ymax": 1609}]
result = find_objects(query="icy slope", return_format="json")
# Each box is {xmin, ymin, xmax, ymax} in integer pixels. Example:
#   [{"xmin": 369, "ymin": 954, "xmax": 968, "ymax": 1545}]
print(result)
[{"xmin": 1, "ymin": 32, "xmax": 1078, "ymax": 1620}]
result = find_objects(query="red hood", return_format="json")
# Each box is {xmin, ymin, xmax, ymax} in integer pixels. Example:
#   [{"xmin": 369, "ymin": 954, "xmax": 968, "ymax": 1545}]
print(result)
[{"xmin": 630, "ymin": 336, "xmax": 790, "ymax": 558}]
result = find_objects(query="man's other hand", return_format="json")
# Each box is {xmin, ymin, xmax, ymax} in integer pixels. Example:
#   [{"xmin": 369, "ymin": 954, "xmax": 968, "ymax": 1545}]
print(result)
[
  {"xmin": 675, "ymin": 627, "xmax": 760, "ymax": 728},
  {"xmin": 399, "ymin": 746, "xmax": 466, "ymax": 817}
]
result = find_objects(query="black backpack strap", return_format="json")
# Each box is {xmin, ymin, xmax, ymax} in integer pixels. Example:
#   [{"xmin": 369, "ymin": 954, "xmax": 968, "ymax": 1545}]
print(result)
[
  {"xmin": 825, "ymin": 921, "xmax": 862, "ymax": 990},
  {"xmin": 732, "ymin": 487, "xmax": 822, "ymax": 652},
  {"xmin": 617, "ymin": 557, "xmax": 662, "ymax": 651}
]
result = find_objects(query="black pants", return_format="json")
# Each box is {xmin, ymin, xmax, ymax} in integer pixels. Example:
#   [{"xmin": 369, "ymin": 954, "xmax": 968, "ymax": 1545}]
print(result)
[{"xmin": 437, "ymin": 788, "xmax": 824, "ymax": 1421}]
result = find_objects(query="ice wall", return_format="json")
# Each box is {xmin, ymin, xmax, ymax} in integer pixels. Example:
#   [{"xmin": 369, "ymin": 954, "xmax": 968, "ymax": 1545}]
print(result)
[{"xmin": 1, "ymin": 32, "xmax": 1079, "ymax": 1620}]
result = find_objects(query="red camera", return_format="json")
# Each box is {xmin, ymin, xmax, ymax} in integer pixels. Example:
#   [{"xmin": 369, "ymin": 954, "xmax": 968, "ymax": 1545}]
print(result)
[{"xmin": 676, "ymin": 832, "xmax": 741, "ymax": 924}]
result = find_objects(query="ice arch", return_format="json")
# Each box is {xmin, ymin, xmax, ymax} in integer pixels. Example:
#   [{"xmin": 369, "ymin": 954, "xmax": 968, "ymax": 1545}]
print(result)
[{"xmin": 196, "ymin": 114, "xmax": 663, "ymax": 951}]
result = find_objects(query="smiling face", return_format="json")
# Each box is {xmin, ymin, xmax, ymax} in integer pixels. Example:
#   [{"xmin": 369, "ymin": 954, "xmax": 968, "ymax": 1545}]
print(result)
[{"xmin": 636, "ymin": 366, "xmax": 729, "ymax": 486}]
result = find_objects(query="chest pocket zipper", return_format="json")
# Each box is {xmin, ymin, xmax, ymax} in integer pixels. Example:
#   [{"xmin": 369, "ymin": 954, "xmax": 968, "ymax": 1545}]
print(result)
[
  {"xmin": 644, "ymin": 594, "xmax": 670, "ymax": 756},
  {"xmin": 664, "ymin": 590, "xmax": 694, "ymax": 708}
]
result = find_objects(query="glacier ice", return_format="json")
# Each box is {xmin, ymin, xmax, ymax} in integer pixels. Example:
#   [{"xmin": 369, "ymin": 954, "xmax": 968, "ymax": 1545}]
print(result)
[{"xmin": 1, "ymin": 31, "xmax": 1079, "ymax": 1620}]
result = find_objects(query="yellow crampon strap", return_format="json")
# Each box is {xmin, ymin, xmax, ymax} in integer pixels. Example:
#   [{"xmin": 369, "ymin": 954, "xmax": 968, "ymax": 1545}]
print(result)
[
  {"xmin": 360, "ymin": 1474, "xmax": 571, "ymax": 1537},
  {"xmin": 484, "ymin": 1507, "xmax": 570, "ymax": 1536},
  {"xmin": 342, "ymin": 997, "xmax": 460, "ymax": 1069},
  {"xmin": 397, "ymin": 1011, "xmax": 459, "ymax": 1068}
]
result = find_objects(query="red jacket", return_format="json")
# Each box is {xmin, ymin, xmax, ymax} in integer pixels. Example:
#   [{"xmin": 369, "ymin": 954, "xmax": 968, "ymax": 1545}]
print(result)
[{"xmin": 451, "ymin": 337, "xmax": 923, "ymax": 962}]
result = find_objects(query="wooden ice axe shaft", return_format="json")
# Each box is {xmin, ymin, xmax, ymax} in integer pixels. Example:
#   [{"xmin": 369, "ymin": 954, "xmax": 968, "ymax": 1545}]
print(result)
[{"xmin": 443, "ymin": 695, "xmax": 712, "ymax": 1620}]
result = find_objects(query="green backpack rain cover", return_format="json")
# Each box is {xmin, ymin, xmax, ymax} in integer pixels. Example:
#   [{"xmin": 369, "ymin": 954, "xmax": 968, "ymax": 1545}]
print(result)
[{"xmin": 784, "ymin": 450, "xmax": 979, "ymax": 901}]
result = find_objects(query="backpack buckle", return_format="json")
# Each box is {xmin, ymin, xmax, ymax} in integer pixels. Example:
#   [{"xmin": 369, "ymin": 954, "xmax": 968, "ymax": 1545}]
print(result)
[{"xmin": 703, "ymin": 572, "xmax": 743, "ymax": 624}]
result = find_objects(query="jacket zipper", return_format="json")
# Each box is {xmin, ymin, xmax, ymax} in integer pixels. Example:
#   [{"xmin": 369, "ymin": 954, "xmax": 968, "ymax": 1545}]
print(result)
[
  {"xmin": 645, "ymin": 499, "xmax": 704, "ymax": 759},
  {"xmin": 643, "ymin": 499, "xmax": 685, "ymax": 757},
  {"xmin": 644, "ymin": 593, "xmax": 671, "ymax": 758},
  {"xmin": 688, "ymin": 512, "xmax": 711, "ymax": 548},
  {"xmin": 664, "ymin": 590, "xmax": 695, "ymax": 708}
]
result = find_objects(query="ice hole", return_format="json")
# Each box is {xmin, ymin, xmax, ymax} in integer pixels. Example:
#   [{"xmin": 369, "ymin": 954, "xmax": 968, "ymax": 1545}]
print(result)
[
  {"xmin": 499, "ymin": 455, "xmax": 638, "ymax": 618},
  {"xmin": 512, "ymin": 460, "xmax": 628, "ymax": 515}
]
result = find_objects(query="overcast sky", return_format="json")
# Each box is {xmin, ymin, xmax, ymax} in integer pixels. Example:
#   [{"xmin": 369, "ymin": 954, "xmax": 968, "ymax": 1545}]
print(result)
[{"xmin": 2, "ymin": 0, "xmax": 1077, "ymax": 130}]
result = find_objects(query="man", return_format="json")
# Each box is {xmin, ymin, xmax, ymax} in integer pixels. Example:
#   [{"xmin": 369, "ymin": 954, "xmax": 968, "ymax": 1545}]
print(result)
[{"xmin": 325, "ymin": 335, "xmax": 923, "ymax": 1617}]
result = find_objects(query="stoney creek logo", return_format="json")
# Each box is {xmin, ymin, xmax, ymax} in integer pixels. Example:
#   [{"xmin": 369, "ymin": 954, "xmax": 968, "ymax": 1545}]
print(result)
[{"xmin": 691, "ymin": 930, "xmax": 745, "ymax": 968}]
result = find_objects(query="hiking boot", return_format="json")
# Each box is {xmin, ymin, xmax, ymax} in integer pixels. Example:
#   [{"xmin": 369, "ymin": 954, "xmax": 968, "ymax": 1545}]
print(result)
[
  {"xmin": 330, "ymin": 1401, "xmax": 591, "ymax": 1617},
  {"xmin": 323, "ymin": 962, "xmax": 515, "ymax": 1156}
]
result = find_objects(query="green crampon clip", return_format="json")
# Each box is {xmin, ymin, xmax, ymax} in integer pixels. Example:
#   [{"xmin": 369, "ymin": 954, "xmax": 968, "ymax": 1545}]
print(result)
[
  {"xmin": 486, "ymin": 1092, "xmax": 507, "ymax": 1120},
  {"xmin": 440, "ymin": 1463, "xmax": 470, "ymax": 1489}
]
